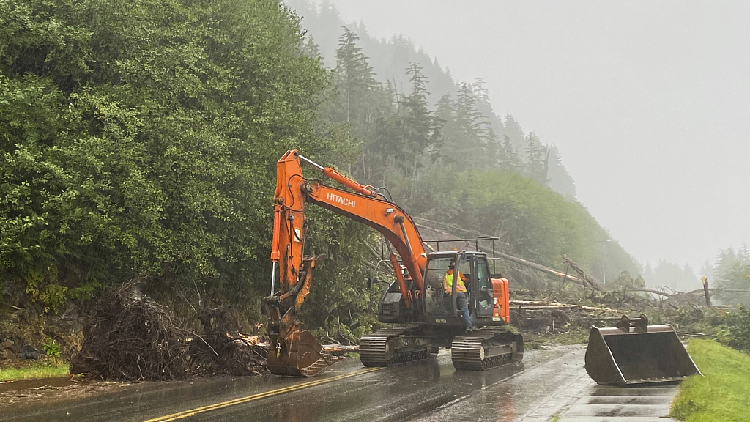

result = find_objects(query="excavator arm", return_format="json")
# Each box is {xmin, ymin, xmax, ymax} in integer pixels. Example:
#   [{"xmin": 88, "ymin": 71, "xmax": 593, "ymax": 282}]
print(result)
[
  {"xmin": 305, "ymin": 181, "xmax": 426, "ymax": 296},
  {"xmin": 265, "ymin": 149, "xmax": 426, "ymax": 376}
]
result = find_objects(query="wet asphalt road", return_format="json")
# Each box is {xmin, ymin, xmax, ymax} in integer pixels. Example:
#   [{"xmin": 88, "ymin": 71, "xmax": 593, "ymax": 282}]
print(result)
[
  {"xmin": 556, "ymin": 383, "xmax": 679, "ymax": 422},
  {"xmin": 2, "ymin": 345, "xmax": 603, "ymax": 422}
]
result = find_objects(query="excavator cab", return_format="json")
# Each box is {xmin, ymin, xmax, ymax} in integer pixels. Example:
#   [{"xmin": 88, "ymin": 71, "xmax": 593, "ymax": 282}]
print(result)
[
  {"xmin": 422, "ymin": 252, "xmax": 496, "ymax": 328},
  {"xmin": 424, "ymin": 254, "xmax": 463, "ymax": 321},
  {"xmin": 420, "ymin": 251, "xmax": 522, "ymax": 369}
]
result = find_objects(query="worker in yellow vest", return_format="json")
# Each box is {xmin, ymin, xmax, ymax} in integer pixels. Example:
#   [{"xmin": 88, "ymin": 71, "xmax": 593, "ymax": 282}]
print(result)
[{"xmin": 443, "ymin": 261, "xmax": 472, "ymax": 332}]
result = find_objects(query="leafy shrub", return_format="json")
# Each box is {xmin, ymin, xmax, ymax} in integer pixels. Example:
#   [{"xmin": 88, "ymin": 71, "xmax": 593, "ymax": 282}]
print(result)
[
  {"xmin": 43, "ymin": 339, "xmax": 61, "ymax": 358},
  {"xmin": 718, "ymin": 306, "xmax": 750, "ymax": 353}
]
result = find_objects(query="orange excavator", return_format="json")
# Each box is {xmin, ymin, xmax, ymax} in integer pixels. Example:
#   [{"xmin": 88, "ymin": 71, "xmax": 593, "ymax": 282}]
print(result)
[{"xmin": 264, "ymin": 150, "xmax": 523, "ymax": 376}]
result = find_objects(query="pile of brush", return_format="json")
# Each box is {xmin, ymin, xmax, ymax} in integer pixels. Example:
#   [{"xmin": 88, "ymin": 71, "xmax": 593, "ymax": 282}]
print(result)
[{"xmin": 71, "ymin": 281, "xmax": 267, "ymax": 381}]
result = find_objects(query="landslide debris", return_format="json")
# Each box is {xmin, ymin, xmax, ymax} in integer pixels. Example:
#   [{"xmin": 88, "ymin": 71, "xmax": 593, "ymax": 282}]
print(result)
[{"xmin": 70, "ymin": 282, "xmax": 267, "ymax": 381}]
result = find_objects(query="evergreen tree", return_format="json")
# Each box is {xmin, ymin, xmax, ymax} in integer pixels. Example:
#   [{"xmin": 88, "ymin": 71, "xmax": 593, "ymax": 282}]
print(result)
[
  {"xmin": 524, "ymin": 132, "xmax": 548, "ymax": 185},
  {"xmin": 503, "ymin": 114, "xmax": 527, "ymax": 158},
  {"xmin": 471, "ymin": 79, "xmax": 502, "ymax": 168},
  {"xmin": 715, "ymin": 247, "xmax": 750, "ymax": 306},
  {"xmin": 324, "ymin": 27, "xmax": 392, "ymax": 182},
  {"xmin": 498, "ymin": 135, "xmax": 522, "ymax": 172},
  {"xmin": 400, "ymin": 63, "xmax": 441, "ymax": 197},
  {"xmin": 333, "ymin": 27, "xmax": 380, "ymax": 127},
  {"xmin": 302, "ymin": 34, "xmax": 322, "ymax": 59},
  {"xmin": 546, "ymin": 146, "xmax": 577, "ymax": 198},
  {"xmin": 438, "ymin": 83, "xmax": 493, "ymax": 169}
]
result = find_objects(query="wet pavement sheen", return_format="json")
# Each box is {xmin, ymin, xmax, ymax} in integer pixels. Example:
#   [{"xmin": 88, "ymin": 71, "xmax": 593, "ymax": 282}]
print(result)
[
  {"xmin": 556, "ymin": 384, "xmax": 679, "ymax": 422},
  {"xmin": 0, "ymin": 345, "xmax": 680, "ymax": 422}
]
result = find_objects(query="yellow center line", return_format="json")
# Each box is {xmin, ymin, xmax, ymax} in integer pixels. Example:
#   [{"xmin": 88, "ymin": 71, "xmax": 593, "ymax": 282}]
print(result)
[{"xmin": 143, "ymin": 367, "xmax": 383, "ymax": 422}]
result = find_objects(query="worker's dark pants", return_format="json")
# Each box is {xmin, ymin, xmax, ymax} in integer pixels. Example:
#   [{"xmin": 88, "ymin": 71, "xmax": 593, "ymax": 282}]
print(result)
[{"xmin": 455, "ymin": 292, "xmax": 472, "ymax": 330}]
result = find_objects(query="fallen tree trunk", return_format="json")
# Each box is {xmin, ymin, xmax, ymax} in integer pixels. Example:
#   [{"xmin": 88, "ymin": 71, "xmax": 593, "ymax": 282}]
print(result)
[
  {"xmin": 623, "ymin": 288, "xmax": 672, "ymax": 297},
  {"xmin": 414, "ymin": 219, "xmax": 603, "ymax": 291},
  {"xmin": 322, "ymin": 344, "xmax": 359, "ymax": 355},
  {"xmin": 511, "ymin": 300, "xmax": 620, "ymax": 313},
  {"xmin": 494, "ymin": 252, "xmax": 587, "ymax": 285},
  {"xmin": 625, "ymin": 287, "xmax": 750, "ymax": 296}
]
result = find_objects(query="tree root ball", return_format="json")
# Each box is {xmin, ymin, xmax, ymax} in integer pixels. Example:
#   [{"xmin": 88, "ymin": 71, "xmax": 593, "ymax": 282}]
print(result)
[{"xmin": 71, "ymin": 282, "xmax": 267, "ymax": 381}]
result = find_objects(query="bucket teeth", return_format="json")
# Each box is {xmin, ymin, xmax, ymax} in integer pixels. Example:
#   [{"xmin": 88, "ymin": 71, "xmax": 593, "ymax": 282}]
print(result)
[{"xmin": 267, "ymin": 330, "xmax": 335, "ymax": 377}]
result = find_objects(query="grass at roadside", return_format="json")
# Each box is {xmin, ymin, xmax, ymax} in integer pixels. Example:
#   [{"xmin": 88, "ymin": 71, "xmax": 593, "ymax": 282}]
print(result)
[
  {"xmin": 670, "ymin": 339, "xmax": 750, "ymax": 422},
  {"xmin": 0, "ymin": 362, "xmax": 70, "ymax": 382}
]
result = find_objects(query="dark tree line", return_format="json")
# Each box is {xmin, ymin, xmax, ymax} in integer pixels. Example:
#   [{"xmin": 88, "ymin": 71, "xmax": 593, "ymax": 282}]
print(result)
[{"xmin": 0, "ymin": 0, "xmax": 364, "ymax": 316}]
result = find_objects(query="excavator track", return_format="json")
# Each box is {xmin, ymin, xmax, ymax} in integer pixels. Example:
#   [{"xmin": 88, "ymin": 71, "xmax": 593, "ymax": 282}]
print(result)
[
  {"xmin": 451, "ymin": 330, "xmax": 523, "ymax": 371},
  {"xmin": 359, "ymin": 327, "xmax": 431, "ymax": 367}
]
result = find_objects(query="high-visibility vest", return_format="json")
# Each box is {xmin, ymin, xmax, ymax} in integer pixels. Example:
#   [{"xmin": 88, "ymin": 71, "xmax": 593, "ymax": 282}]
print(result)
[{"xmin": 444, "ymin": 270, "xmax": 467, "ymax": 293}]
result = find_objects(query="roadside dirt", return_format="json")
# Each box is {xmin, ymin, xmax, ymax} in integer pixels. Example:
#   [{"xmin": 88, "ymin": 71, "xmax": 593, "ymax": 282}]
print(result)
[{"xmin": 0, "ymin": 377, "xmax": 131, "ymax": 410}]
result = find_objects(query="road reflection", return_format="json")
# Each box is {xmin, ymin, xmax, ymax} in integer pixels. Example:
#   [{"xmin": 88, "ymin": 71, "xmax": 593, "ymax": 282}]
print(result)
[
  {"xmin": 3, "ymin": 347, "xmax": 589, "ymax": 422},
  {"xmin": 334, "ymin": 356, "xmax": 526, "ymax": 422}
]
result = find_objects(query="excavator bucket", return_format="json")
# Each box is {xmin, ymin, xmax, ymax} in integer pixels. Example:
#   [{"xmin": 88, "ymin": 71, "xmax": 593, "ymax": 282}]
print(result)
[
  {"xmin": 585, "ymin": 315, "xmax": 701, "ymax": 385},
  {"xmin": 267, "ymin": 330, "xmax": 335, "ymax": 377}
]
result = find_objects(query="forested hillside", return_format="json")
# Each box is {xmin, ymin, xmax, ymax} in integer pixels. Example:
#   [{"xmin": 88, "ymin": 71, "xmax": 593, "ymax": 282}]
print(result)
[
  {"xmin": 286, "ymin": 0, "xmax": 577, "ymax": 199},
  {"xmin": 1, "ymin": 0, "xmax": 643, "ymax": 348}
]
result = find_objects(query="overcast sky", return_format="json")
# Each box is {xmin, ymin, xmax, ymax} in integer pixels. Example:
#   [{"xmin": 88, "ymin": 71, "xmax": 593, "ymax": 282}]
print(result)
[{"xmin": 315, "ymin": 0, "xmax": 750, "ymax": 273}]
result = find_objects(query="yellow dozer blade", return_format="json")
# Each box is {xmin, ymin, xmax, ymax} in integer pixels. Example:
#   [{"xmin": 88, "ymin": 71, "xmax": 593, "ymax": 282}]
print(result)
[
  {"xmin": 585, "ymin": 315, "xmax": 701, "ymax": 385},
  {"xmin": 267, "ymin": 330, "xmax": 335, "ymax": 377}
]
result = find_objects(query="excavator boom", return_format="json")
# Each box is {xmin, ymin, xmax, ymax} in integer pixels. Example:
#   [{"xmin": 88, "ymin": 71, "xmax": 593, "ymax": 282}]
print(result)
[{"xmin": 265, "ymin": 150, "xmax": 427, "ymax": 376}]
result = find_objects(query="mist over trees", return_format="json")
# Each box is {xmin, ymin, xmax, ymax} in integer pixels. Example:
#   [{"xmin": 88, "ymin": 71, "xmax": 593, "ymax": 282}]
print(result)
[
  {"xmin": 712, "ymin": 247, "xmax": 750, "ymax": 306},
  {"xmin": 286, "ymin": 0, "xmax": 578, "ymax": 200},
  {"xmin": 644, "ymin": 261, "xmax": 700, "ymax": 291},
  {"xmin": 288, "ymin": 1, "xmax": 642, "ymax": 301},
  {"xmin": 641, "ymin": 246, "xmax": 750, "ymax": 306}
]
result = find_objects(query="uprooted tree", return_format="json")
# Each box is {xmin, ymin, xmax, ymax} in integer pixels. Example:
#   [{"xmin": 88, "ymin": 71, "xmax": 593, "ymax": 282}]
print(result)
[{"xmin": 71, "ymin": 282, "xmax": 266, "ymax": 381}]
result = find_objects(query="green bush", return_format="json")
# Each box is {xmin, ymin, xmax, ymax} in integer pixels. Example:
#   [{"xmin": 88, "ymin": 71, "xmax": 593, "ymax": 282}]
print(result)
[
  {"xmin": 718, "ymin": 306, "xmax": 750, "ymax": 353},
  {"xmin": 43, "ymin": 339, "xmax": 61, "ymax": 358}
]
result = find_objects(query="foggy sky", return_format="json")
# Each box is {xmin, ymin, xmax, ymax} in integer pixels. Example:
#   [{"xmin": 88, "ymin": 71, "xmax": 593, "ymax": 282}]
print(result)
[{"xmin": 315, "ymin": 0, "xmax": 750, "ymax": 275}]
